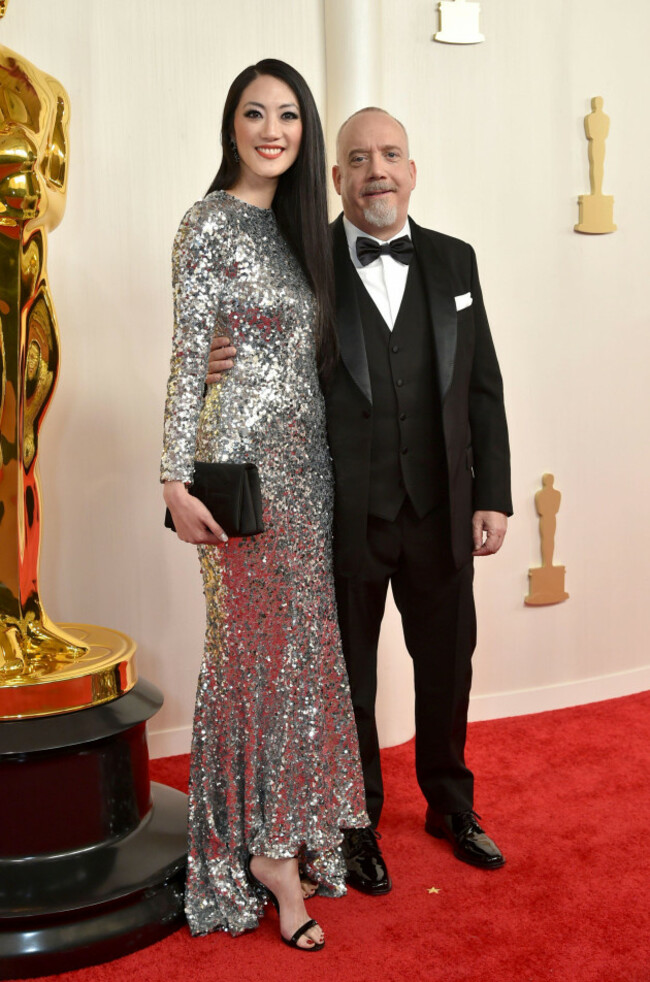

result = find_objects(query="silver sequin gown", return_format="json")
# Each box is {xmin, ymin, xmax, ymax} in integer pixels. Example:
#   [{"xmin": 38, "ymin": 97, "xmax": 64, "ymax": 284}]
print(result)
[{"xmin": 161, "ymin": 191, "xmax": 368, "ymax": 937}]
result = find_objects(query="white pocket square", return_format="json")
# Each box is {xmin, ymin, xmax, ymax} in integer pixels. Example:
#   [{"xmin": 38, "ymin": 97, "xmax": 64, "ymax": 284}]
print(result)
[{"xmin": 455, "ymin": 292, "xmax": 473, "ymax": 311}]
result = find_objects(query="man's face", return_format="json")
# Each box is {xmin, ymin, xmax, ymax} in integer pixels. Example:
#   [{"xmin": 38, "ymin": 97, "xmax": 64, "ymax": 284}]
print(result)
[{"xmin": 333, "ymin": 111, "xmax": 416, "ymax": 240}]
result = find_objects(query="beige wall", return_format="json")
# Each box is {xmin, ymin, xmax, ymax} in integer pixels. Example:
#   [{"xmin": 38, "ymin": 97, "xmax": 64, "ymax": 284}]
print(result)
[{"xmin": 2, "ymin": 1, "xmax": 648, "ymax": 756}]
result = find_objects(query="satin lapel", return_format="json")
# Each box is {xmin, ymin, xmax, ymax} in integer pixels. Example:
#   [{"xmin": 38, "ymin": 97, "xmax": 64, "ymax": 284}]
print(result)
[
  {"xmin": 410, "ymin": 220, "xmax": 457, "ymax": 402},
  {"xmin": 332, "ymin": 217, "xmax": 372, "ymax": 404}
]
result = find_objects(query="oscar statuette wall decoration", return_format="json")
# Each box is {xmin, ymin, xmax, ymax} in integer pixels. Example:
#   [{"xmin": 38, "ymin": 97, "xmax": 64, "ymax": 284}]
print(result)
[
  {"xmin": 434, "ymin": 0, "xmax": 485, "ymax": 44},
  {"xmin": 0, "ymin": 4, "xmax": 186, "ymax": 975},
  {"xmin": 574, "ymin": 96, "xmax": 617, "ymax": 234},
  {"xmin": 525, "ymin": 474, "xmax": 569, "ymax": 606}
]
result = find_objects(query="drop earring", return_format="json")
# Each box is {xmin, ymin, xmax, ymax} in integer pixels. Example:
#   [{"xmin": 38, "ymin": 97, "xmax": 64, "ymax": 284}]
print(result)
[{"xmin": 230, "ymin": 139, "xmax": 240, "ymax": 163}]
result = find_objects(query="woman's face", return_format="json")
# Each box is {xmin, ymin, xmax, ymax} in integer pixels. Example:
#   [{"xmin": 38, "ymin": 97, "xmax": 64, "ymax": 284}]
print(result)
[{"xmin": 231, "ymin": 75, "xmax": 303, "ymax": 186}]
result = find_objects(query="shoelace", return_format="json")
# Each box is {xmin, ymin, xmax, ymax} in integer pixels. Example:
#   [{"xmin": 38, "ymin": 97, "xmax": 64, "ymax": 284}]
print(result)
[
  {"xmin": 347, "ymin": 827, "xmax": 383, "ymax": 854},
  {"xmin": 457, "ymin": 810, "xmax": 484, "ymax": 835}
]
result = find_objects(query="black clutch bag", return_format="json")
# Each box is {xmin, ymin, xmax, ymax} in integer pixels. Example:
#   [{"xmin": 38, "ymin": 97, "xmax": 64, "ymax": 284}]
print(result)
[{"xmin": 164, "ymin": 461, "xmax": 265, "ymax": 537}]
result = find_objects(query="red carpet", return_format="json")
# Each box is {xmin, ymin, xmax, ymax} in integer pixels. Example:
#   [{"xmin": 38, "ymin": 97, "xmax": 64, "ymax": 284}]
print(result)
[{"xmin": 17, "ymin": 692, "xmax": 650, "ymax": 982}]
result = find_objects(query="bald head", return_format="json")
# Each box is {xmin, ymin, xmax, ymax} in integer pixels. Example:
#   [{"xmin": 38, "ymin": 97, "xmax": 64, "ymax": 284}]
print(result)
[{"xmin": 336, "ymin": 107, "xmax": 409, "ymax": 162}]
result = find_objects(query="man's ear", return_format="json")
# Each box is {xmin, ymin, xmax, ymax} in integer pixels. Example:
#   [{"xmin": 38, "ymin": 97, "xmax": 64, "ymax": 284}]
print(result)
[
  {"xmin": 332, "ymin": 164, "xmax": 342, "ymax": 195},
  {"xmin": 409, "ymin": 160, "xmax": 417, "ymax": 191}
]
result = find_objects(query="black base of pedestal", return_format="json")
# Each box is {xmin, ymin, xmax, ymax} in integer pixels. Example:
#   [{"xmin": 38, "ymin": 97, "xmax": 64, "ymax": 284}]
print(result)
[
  {"xmin": 0, "ymin": 783, "xmax": 187, "ymax": 979},
  {"xmin": 0, "ymin": 680, "xmax": 188, "ymax": 979}
]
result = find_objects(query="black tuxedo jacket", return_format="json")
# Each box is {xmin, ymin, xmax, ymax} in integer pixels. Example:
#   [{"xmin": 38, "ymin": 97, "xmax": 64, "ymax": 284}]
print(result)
[{"xmin": 324, "ymin": 214, "xmax": 512, "ymax": 576}]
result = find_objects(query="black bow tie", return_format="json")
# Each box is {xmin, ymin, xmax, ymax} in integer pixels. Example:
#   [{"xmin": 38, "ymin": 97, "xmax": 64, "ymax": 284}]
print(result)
[{"xmin": 355, "ymin": 235, "xmax": 414, "ymax": 267}]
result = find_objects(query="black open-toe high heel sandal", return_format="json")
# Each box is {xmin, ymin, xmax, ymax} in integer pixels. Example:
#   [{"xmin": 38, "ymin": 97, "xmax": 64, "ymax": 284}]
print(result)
[
  {"xmin": 245, "ymin": 856, "xmax": 280, "ymax": 911},
  {"xmin": 281, "ymin": 918, "xmax": 325, "ymax": 951},
  {"xmin": 244, "ymin": 857, "xmax": 325, "ymax": 952}
]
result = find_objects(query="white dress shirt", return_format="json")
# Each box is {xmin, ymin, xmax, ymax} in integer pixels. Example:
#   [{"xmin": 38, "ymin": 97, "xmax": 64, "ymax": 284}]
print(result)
[{"xmin": 343, "ymin": 215, "xmax": 412, "ymax": 331}]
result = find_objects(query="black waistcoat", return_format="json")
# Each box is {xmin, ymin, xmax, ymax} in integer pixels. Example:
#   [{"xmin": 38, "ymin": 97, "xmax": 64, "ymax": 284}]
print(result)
[{"xmin": 353, "ymin": 256, "xmax": 448, "ymax": 521}]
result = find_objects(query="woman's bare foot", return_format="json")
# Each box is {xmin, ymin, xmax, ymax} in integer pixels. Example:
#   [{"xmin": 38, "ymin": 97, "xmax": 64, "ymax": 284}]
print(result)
[{"xmin": 250, "ymin": 855, "xmax": 324, "ymax": 950}]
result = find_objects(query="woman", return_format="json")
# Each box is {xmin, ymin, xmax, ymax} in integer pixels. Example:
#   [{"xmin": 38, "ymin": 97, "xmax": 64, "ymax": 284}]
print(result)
[{"xmin": 161, "ymin": 60, "xmax": 367, "ymax": 951}]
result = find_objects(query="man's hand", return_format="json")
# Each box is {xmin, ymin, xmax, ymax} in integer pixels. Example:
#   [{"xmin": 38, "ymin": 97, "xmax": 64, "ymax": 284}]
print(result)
[
  {"xmin": 472, "ymin": 511, "xmax": 508, "ymax": 557},
  {"xmin": 206, "ymin": 335, "xmax": 236, "ymax": 383}
]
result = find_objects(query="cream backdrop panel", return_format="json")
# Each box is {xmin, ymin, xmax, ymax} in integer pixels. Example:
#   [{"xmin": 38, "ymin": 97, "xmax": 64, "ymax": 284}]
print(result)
[{"xmin": 2, "ymin": 1, "xmax": 649, "ymax": 757}]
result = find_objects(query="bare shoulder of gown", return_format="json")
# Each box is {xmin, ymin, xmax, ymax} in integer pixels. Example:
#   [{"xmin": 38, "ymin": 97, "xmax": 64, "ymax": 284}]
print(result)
[{"xmin": 161, "ymin": 190, "xmax": 367, "ymax": 936}]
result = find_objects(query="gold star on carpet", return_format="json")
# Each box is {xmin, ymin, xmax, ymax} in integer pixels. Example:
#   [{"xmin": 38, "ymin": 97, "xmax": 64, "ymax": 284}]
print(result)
[{"xmin": 427, "ymin": 886, "xmax": 441, "ymax": 894}]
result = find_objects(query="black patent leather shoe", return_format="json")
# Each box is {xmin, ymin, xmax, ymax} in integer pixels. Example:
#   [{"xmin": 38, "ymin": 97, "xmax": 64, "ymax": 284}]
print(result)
[
  {"xmin": 342, "ymin": 827, "xmax": 392, "ymax": 895},
  {"xmin": 425, "ymin": 808, "xmax": 505, "ymax": 869}
]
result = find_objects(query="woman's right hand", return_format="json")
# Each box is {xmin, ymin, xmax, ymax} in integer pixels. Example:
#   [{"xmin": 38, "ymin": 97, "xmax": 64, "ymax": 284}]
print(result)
[
  {"xmin": 163, "ymin": 481, "xmax": 228, "ymax": 545},
  {"xmin": 206, "ymin": 335, "xmax": 236, "ymax": 383}
]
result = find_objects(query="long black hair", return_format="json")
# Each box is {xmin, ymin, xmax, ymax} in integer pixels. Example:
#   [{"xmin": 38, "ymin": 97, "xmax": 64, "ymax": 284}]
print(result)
[{"xmin": 207, "ymin": 59, "xmax": 337, "ymax": 379}]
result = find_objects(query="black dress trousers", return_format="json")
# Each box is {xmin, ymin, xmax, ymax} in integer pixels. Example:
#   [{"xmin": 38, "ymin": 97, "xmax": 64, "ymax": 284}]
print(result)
[{"xmin": 335, "ymin": 499, "xmax": 476, "ymax": 826}]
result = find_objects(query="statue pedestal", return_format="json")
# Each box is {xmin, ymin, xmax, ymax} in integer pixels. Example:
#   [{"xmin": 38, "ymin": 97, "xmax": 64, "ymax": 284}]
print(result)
[
  {"xmin": 0, "ymin": 679, "xmax": 187, "ymax": 979},
  {"xmin": 435, "ymin": 1, "xmax": 485, "ymax": 44},
  {"xmin": 0, "ymin": 623, "xmax": 137, "ymax": 720},
  {"xmin": 525, "ymin": 565, "xmax": 569, "ymax": 606},
  {"xmin": 575, "ymin": 194, "xmax": 616, "ymax": 234}
]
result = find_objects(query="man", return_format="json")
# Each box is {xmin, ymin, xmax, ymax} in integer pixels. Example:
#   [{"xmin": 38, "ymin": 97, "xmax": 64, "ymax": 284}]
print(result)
[{"xmin": 208, "ymin": 108, "xmax": 512, "ymax": 895}]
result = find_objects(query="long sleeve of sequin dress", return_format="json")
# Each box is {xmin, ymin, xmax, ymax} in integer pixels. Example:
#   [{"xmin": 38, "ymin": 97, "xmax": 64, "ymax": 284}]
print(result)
[{"xmin": 161, "ymin": 191, "xmax": 368, "ymax": 937}]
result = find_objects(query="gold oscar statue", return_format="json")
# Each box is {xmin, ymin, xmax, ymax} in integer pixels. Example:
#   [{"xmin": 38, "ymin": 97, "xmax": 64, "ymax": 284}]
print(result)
[
  {"xmin": 574, "ymin": 96, "xmax": 617, "ymax": 234},
  {"xmin": 0, "ymin": 1, "xmax": 136, "ymax": 717},
  {"xmin": 525, "ymin": 474, "xmax": 569, "ymax": 606},
  {"xmin": 0, "ymin": 18, "xmax": 185, "ymax": 976}
]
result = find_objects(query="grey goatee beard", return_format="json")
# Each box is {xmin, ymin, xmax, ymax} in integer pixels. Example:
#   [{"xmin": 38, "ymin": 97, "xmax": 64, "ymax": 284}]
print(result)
[
  {"xmin": 362, "ymin": 197, "xmax": 398, "ymax": 229},
  {"xmin": 361, "ymin": 183, "xmax": 398, "ymax": 228}
]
